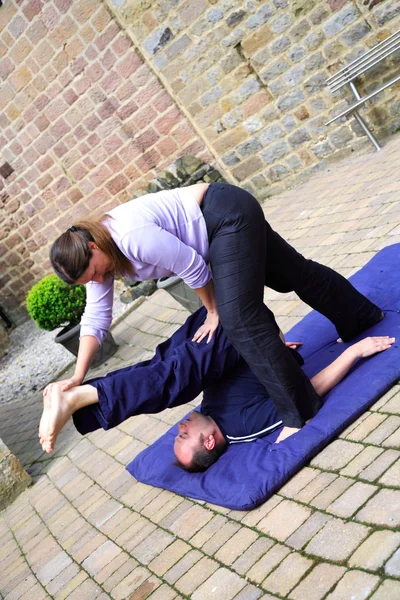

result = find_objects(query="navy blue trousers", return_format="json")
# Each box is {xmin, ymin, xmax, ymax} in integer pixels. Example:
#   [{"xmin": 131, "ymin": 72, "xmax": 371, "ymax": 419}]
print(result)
[
  {"xmin": 73, "ymin": 308, "xmax": 241, "ymax": 435},
  {"xmin": 201, "ymin": 183, "xmax": 382, "ymax": 428}
]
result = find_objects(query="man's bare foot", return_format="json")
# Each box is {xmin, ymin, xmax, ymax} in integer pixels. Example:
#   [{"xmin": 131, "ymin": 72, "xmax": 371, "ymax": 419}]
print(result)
[
  {"xmin": 275, "ymin": 426, "xmax": 301, "ymax": 443},
  {"xmin": 39, "ymin": 383, "xmax": 75, "ymax": 453}
]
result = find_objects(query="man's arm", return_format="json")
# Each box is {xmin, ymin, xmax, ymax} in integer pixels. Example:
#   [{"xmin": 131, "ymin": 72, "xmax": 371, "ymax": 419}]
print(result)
[{"xmin": 310, "ymin": 336, "xmax": 394, "ymax": 397}]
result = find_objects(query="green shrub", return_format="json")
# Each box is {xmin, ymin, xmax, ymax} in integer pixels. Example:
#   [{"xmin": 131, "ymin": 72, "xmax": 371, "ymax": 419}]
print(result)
[{"xmin": 26, "ymin": 274, "xmax": 86, "ymax": 331}]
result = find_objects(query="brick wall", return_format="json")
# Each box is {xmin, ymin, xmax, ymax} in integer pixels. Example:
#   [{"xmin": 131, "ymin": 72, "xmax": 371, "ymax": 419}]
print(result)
[
  {"xmin": 1, "ymin": 0, "xmax": 400, "ymax": 324},
  {"xmin": 0, "ymin": 0, "xmax": 212, "ymax": 324},
  {"xmin": 109, "ymin": 0, "xmax": 400, "ymax": 197}
]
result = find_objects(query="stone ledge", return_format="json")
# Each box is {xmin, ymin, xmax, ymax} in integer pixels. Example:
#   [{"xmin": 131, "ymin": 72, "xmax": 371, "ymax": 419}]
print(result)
[{"xmin": 0, "ymin": 439, "xmax": 31, "ymax": 511}]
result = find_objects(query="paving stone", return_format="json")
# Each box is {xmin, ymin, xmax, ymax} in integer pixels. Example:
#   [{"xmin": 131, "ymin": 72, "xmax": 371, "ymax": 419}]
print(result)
[
  {"xmin": 214, "ymin": 527, "xmax": 259, "ymax": 565},
  {"xmin": 379, "ymin": 459, "xmax": 400, "ymax": 486},
  {"xmin": 364, "ymin": 416, "xmax": 400, "ymax": 445},
  {"xmin": 279, "ymin": 467, "xmax": 319, "ymax": 498},
  {"xmin": 86, "ymin": 498, "xmax": 122, "ymax": 528},
  {"xmin": 35, "ymin": 550, "xmax": 72, "ymax": 586},
  {"xmin": 123, "ymin": 521, "xmax": 158, "ymax": 553},
  {"xmin": 356, "ymin": 489, "xmax": 400, "ymax": 526},
  {"xmin": 202, "ymin": 520, "xmax": 241, "ymax": 555},
  {"xmin": 340, "ymin": 446, "xmax": 384, "ymax": 477},
  {"xmin": 148, "ymin": 539, "xmax": 190, "ymax": 576},
  {"xmin": 100, "ymin": 507, "xmax": 141, "ymax": 539},
  {"xmin": 263, "ymin": 552, "xmax": 313, "ymax": 595},
  {"xmin": 145, "ymin": 583, "xmax": 178, "ymax": 600},
  {"xmin": 377, "ymin": 388, "xmax": 400, "ymax": 413},
  {"xmin": 175, "ymin": 556, "xmax": 219, "ymax": 596},
  {"xmin": 159, "ymin": 499, "xmax": 194, "ymax": 529},
  {"xmin": 131, "ymin": 528, "xmax": 175, "ymax": 564},
  {"xmin": 102, "ymin": 557, "xmax": 138, "ymax": 593},
  {"xmin": 110, "ymin": 565, "xmax": 153, "ymax": 600},
  {"xmin": 382, "ymin": 427, "xmax": 400, "ymax": 448},
  {"xmin": 140, "ymin": 489, "xmax": 181, "ymax": 519},
  {"xmin": 370, "ymin": 579, "xmax": 400, "ymax": 600},
  {"xmin": 247, "ymin": 544, "xmax": 291, "ymax": 584},
  {"xmin": 120, "ymin": 574, "xmax": 161, "ymax": 599},
  {"xmin": 94, "ymin": 551, "xmax": 131, "ymax": 585},
  {"xmin": 234, "ymin": 584, "xmax": 263, "ymax": 600},
  {"xmin": 71, "ymin": 531, "xmax": 108, "ymax": 563},
  {"xmin": 170, "ymin": 505, "xmax": 213, "ymax": 540},
  {"xmin": 257, "ymin": 499, "xmax": 311, "ymax": 541},
  {"xmin": 349, "ymin": 530, "xmax": 400, "ymax": 571},
  {"xmin": 360, "ymin": 450, "xmax": 400, "ymax": 481},
  {"xmin": 53, "ymin": 571, "xmax": 89, "ymax": 599},
  {"xmin": 241, "ymin": 496, "xmax": 282, "ymax": 528},
  {"xmin": 310, "ymin": 476, "xmax": 354, "ymax": 509},
  {"xmin": 189, "ymin": 514, "xmax": 228, "ymax": 548},
  {"xmin": 81, "ymin": 540, "xmax": 121, "ymax": 575},
  {"xmin": 64, "ymin": 576, "xmax": 104, "ymax": 599},
  {"xmin": 286, "ymin": 512, "xmax": 332, "ymax": 550},
  {"xmin": 191, "ymin": 567, "xmax": 246, "ymax": 600},
  {"xmin": 18, "ymin": 583, "xmax": 49, "ymax": 600},
  {"xmin": 296, "ymin": 472, "xmax": 338, "ymax": 503},
  {"xmin": 232, "ymin": 537, "xmax": 275, "ymax": 575},
  {"xmin": 326, "ymin": 481, "xmax": 378, "ymax": 517},
  {"xmin": 290, "ymin": 563, "xmax": 346, "ymax": 600},
  {"xmin": 164, "ymin": 549, "xmax": 202, "ymax": 584},
  {"xmin": 325, "ymin": 570, "xmax": 380, "ymax": 600},
  {"xmin": 385, "ymin": 547, "xmax": 400, "ymax": 576},
  {"xmin": 345, "ymin": 413, "xmax": 388, "ymax": 441},
  {"xmin": 305, "ymin": 519, "xmax": 370, "ymax": 560},
  {"xmin": 311, "ymin": 440, "xmax": 363, "ymax": 470},
  {"xmin": 1, "ymin": 573, "xmax": 37, "ymax": 600}
]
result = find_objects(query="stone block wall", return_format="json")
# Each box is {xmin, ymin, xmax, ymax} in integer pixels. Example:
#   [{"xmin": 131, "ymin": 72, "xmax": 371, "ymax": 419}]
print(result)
[
  {"xmin": 0, "ymin": 0, "xmax": 212, "ymax": 324},
  {"xmin": 110, "ymin": 0, "xmax": 400, "ymax": 198}
]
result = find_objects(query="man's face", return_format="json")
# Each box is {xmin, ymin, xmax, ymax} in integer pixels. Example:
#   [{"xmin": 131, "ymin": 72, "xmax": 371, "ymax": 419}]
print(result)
[{"xmin": 173, "ymin": 410, "xmax": 210, "ymax": 468}]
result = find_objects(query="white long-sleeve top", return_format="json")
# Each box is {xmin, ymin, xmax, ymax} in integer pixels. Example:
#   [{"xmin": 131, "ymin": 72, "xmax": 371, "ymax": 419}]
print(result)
[{"xmin": 80, "ymin": 187, "xmax": 211, "ymax": 344}]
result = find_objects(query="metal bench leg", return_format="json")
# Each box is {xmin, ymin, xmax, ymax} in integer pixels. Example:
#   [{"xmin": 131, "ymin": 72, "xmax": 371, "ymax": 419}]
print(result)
[
  {"xmin": 353, "ymin": 110, "xmax": 381, "ymax": 151},
  {"xmin": 349, "ymin": 82, "xmax": 381, "ymax": 151}
]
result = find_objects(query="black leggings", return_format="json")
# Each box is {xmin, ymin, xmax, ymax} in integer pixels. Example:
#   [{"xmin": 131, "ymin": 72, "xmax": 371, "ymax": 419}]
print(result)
[{"xmin": 202, "ymin": 183, "xmax": 382, "ymax": 428}]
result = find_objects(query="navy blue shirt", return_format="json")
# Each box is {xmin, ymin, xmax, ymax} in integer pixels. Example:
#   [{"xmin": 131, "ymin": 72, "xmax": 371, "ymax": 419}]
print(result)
[{"xmin": 201, "ymin": 358, "xmax": 282, "ymax": 444}]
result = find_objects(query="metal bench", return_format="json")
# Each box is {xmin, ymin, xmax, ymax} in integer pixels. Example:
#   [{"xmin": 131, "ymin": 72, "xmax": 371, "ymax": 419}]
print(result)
[{"xmin": 326, "ymin": 29, "xmax": 400, "ymax": 151}]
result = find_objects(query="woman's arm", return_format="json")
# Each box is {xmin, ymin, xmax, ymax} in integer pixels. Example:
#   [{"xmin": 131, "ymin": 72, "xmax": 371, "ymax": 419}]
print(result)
[
  {"xmin": 311, "ymin": 336, "xmax": 394, "ymax": 397},
  {"xmin": 61, "ymin": 335, "xmax": 100, "ymax": 390},
  {"xmin": 192, "ymin": 280, "xmax": 219, "ymax": 343}
]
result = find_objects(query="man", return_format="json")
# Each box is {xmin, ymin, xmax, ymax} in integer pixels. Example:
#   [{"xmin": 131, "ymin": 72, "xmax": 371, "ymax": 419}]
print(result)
[{"xmin": 39, "ymin": 308, "xmax": 394, "ymax": 471}]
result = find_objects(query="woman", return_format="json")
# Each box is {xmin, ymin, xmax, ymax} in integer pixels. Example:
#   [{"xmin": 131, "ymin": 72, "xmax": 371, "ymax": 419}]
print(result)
[{"xmin": 49, "ymin": 182, "xmax": 383, "ymax": 437}]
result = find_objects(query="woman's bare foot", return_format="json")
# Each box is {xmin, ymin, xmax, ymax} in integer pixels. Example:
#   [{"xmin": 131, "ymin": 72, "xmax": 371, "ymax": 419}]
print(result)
[
  {"xmin": 39, "ymin": 383, "xmax": 76, "ymax": 453},
  {"xmin": 275, "ymin": 426, "xmax": 301, "ymax": 443}
]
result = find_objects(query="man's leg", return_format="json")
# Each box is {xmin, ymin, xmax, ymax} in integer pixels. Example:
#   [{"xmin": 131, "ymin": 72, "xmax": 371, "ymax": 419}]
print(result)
[
  {"xmin": 40, "ymin": 309, "xmax": 241, "ymax": 451},
  {"xmin": 264, "ymin": 222, "xmax": 383, "ymax": 341},
  {"xmin": 75, "ymin": 317, "xmax": 240, "ymax": 433}
]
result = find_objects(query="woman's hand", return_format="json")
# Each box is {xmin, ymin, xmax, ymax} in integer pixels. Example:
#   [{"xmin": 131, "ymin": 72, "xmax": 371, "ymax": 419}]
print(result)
[
  {"xmin": 352, "ymin": 336, "xmax": 395, "ymax": 359},
  {"xmin": 192, "ymin": 311, "xmax": 219, "ymax": 344},
  {"xmin": 43, "ymin": 375, "xmax": 82, "ymax": 398},
  {"xmin": 285, "ymin": 341, "xmax": 302, "ymax": 350}
]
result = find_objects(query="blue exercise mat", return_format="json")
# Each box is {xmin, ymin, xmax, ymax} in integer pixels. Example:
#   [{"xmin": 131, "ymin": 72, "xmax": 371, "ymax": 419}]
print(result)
[{"xmin": 127, "ymin": 244, "xmax": 400, "ymax": 510}]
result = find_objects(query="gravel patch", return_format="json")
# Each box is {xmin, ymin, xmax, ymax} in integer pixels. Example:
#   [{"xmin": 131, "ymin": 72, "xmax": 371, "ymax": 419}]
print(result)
[{"xmin": 0, "ymin": 287, "xmax": 131, "ymax": 405}]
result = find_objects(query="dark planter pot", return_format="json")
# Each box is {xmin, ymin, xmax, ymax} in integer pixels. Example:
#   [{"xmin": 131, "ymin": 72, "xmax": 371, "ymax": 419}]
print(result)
[
  {"xmin": 54, "ymin": 323, "xmax": 118, "ymax": 368},
  {"xmin": 157, "ymin": 276, "xmax": 202, "ymax": 314}
]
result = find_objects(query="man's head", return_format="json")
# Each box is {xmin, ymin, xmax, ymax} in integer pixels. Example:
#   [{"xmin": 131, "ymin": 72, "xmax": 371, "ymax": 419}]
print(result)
[{"xmin": 173, "ymin": 410, "xmax": 227, "ymax": 472}]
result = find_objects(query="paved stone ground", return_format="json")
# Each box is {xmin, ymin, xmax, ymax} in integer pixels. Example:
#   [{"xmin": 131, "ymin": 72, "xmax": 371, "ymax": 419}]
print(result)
[{"xmin": 2, "ymin": 133, "xmax": 400, "ymax": 599}]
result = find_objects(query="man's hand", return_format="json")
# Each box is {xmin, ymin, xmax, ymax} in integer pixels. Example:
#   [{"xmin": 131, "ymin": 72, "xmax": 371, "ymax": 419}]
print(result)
[
  {"xmin": 192, "ymin": 310, "xmax": 219, "ymax": 344},
  {"xmin": 351, "ymin": 336, "xmax": 395, "ymax": 359}
]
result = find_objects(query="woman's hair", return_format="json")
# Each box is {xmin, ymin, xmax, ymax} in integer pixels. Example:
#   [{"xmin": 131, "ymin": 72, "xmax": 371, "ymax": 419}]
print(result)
[{"xmin": 50, "ymin": 218, "xmax": 133, "ymax": 284}]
